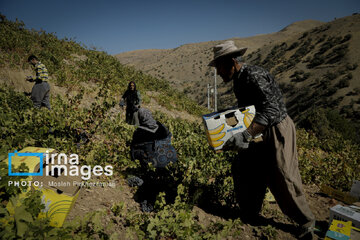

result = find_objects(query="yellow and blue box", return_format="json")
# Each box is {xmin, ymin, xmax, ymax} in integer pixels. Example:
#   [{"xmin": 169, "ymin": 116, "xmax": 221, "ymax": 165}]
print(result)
[
  {"xmin": 202, "ymin": 106, "xmax": 256, "ymax": 151},
  {"xmin": 5, "ymin": 147, "xmax": 81, "ymax": 227},
  {"xmin": 325, "ymin": 219, "xmax": 360, "ymax": 240},
  {"xmin": 329, "ymin": 204, "xmax": 360, "ymax": 229},
  {"xmin": 325, "ymin": 220, "xmax": 352, "ymax": 240}
]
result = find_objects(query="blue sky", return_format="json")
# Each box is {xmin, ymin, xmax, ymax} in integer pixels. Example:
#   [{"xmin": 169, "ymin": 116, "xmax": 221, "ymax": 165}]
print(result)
[{"xmin": 1, "ymin": 0, "xmax": 359, "ymax": 55}]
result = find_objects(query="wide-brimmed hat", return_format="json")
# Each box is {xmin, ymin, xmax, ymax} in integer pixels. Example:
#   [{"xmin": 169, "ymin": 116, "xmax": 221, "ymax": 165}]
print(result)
[{"xmin": 208, "ymin": 41, "xmax": 247, "ymax": 67}]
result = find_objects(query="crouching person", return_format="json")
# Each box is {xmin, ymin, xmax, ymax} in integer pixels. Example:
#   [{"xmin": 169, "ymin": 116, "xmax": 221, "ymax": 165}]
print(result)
[{"xmin": 129, "ymin": 108, "xmax": 177, "ymax": 212}]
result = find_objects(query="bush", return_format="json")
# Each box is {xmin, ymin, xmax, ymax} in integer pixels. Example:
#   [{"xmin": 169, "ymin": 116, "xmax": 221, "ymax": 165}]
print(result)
[
  {"xmin": 323, "ymin": 87, "xmax": 337, "ymax": 97},
  {"xmin": 290, "ymin": 71, "xmax": 311, "ymax": 82},
  {"xmin": 307, "ymin": 55, "xmax": 324, "ymax": 68},
  {"xmin": 346, "ymin": 63, "xmax": 358, "ymax": 71},
  {"xmin": 336, "ymin": 78, "xmax": 350, "ymax": 89},
  {"xmin": 287, "ymin": 41, "xmax": 299, "ymax": 51},
  {"xmin": 323, "ymin": 71, "xmax": 338, "ymax": 80},
  {"xmin": 299, "ymin": 32, "xmax": 309, "ymax": 40},
  {"xmin": 316, "ymin": 35, "xmax": 327, "ymax": 44},
  {"xmin": 326, "ymin": 44, "xmax": 349, "ymax": 64},
  {"xmin": 341, "ymin": 34, "xmax": 352, "ymax": 43},
  {"xmin": 298, "ymin": 107, "xmax": 360, "ymax": 144}
]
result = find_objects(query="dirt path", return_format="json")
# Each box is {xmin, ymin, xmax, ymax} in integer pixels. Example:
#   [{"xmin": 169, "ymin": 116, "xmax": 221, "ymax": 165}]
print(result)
[{"xmin": 66, "ymin": 178, "xmax": 337, "ymax": 239}]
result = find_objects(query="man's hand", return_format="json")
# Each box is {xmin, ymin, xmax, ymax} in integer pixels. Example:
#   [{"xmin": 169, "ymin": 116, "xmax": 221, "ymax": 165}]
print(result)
[{"xmin": 223, "ymin": 130, "xmax": 250, "ymax": 151}]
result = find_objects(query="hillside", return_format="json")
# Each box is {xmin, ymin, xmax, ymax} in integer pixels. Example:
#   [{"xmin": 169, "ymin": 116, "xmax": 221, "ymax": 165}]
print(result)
[
  {"xmin": 115, "ymin": 19, "xmax": 324, "ymax": 104},
  {"xmin": 243, "ymin": 14, "xmax": 360, "ymax": 124},
  {"xmin": 115, "ymin": 15, "xmax": 360, "ymax": 136},
  {"xmin": 1, "ymin": 14, "xmax": 360, "ymax": 240}
]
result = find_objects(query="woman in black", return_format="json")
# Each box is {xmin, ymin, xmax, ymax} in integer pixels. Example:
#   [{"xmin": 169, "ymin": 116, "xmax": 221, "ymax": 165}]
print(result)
[{"xmin": 120, "ymin": 81, "xmax": 141, "ymax": 125}]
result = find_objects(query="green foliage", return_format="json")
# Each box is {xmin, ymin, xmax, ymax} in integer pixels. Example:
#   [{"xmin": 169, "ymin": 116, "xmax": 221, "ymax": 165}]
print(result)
[
  {"xmin": 0, "ymin": 162, "xmax": 29, "ymax": 201},
  {"xmin": 298, "ymin": 107, "xmax": 360, "ymax": 143},
  {"xmin": 0, "ymin": 190, "xmax": 64, "ymax": 240},
  {"xmin": 307, "ymin": 55, "xmax": 325, "ymax": 68},
  {"xmin": 346, "ymin": 63, "xmax": 358, "ymax": 71},
  {"xmin": 290, "ymin": 38, "xmax": 313, "ymax": 61},
  {"xmin": 1, "ymin": 14, "xmax": 360, "ymax": 239},
  {"xmin": 254, "ymin": 225, "xmax": 278, "ymax": 240},
  {"xmin": 336, "ymin": 78, "xmax": 350, "ymax": 89},
  {"xmin": 261, "ymin": 43, "xmax": 287, "ymax": 70},
  {"xmin": 287, "ymin": 41, "xmax": 299, "ymax": 51},
  {"xmin": 0, "ymin": 14, "xmax": 206, "ymax": 117},
  {"xmin": 307, "ymin": 34, "xmax": 350, "ymax": 68},
  {"xmin": 67, "ymin": 186, "xmax": 245, "ymax": 239},
  {"xmin": 297, "ymin": 128, "xmax": 360, "ymax": 191},
  {"xmin": 326, "ymin": 44, "xmax": 349, "ymax": 64}
]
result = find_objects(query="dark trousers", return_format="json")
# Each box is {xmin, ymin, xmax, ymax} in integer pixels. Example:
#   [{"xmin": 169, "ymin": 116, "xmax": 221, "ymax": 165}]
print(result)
[
  {"xmin": 125, "ymin": 108, "xmax": 139, "ymax": 125},
  {"xmin": 232, "ymin": 116, "xmax": 315, "ymax": 226},
  {"xmin": 134, "ymin": 168, "xmax": 177, "ymax": 205},
  {"xmin": 31, "ymin": 81, "xmax": 51, "ymax": 109}
]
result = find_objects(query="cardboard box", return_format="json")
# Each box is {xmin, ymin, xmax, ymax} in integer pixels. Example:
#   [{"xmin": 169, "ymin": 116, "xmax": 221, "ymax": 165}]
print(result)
[
  {"xmin": 32, "ymin": 162, "xmax": 82, "ymax": 227},
  {"xmin": 321, "ymin": 185, "xmax": 358, "ymax": 204},
  {"xmin": 5, "ymin": 147, "xmax": 81, "ymax": 227},
  {"xmin": 7, "ymin": 146, "xmax": 56, "ymax": 177},
  {"xmin": 325, "ymin": 219, "xmax": 352, "ymax": 240},
  {"xmin": 36, "ymin": 160, "xmax": 82, "ymax": 227},
  {"xmin": 202, "ymin": 106, "xmax": 256, "ymax": 150},
  {"xmin": 329, "ymin": 204, "xmax": 360, "ymax": 228}
]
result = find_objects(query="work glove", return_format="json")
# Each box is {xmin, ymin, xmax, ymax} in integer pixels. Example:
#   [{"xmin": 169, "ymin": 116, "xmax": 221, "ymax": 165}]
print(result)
[
  {"xmin": 223, "ymin": 129, "xmax": 251, "ymax": 151},
  {"xmin": 119, "ymin": 99, "xmax": 125, "ymax": 107}
]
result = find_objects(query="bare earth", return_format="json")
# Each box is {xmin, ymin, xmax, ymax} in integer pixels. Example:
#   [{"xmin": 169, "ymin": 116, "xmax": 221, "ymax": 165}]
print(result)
[{"xmin": 66, "ymin": 177, "xmax": 337, "ymax": 239}]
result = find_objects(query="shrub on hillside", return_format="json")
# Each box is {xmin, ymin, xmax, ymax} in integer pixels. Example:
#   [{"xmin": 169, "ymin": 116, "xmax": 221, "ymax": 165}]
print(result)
[
  {"xmin": 324, "ymin": 71, "xmax": 339, "ymax": 80},
  {"xmin": 316, "ymin": 35, "xmax": 327, "ymax": 44},
  {"xmin": 278, "ymin": 82, "xmax": 295, "ymax": 93},
  {"xmin": 336, "ymin": 78, "xmax": 350, "ymax": 89},
  {"xmin": 299, "ymin": 32, "xmax": 309, "ymax": 40},
  {"xmin": 290, "ymin": 70, "xmax": 311, "ymax": 82},
  {"xmin": 346, "ymin": 63, "xmax": 358, "ymax": 71},
  {"xmin": 307, "ymin": 55, "xmax": 325, "ymax": 68},
  {"xmin": 326, "ymin": 44, "xmax": 349, "ymax": 64},
  {"xmin": 341, "ymin": 34, "xmax": 352, "ymax": 43},
  {"xmin": 299, "ymin": 107, "xmax": 360, "ymax": 144},
  {"xmin": 287, "ymin": 41, "xmax": 299, "ymax": 51},
  {"xmin": 291, "ymin": 39, "xmax": 313, "ymax": 60}
]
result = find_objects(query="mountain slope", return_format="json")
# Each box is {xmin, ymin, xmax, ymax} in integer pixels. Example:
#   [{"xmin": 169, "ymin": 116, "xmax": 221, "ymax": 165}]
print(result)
[
  {"xmin": 115, "ymin": 15, "xmax": 360, "ymax": 136},
  {"xmin": 115, "ymin": 19, "xmax": 324, "ymax": 104},
  {"xmin": 242, "ymin": 14, "xmax": 360, "ymax": 124}
]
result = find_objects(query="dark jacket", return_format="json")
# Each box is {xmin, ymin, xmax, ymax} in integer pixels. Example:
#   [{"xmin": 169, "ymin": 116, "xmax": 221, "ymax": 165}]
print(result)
[
  {"xmin": 122, "ymin": 90, "xmax": 141, "ymax": 112},
  {"xmin": 233, "ymin": 64, "xmax": 287, "ymax": 126},
  {"xmin": 131, "ymin": 121, "xmax": 177, "ymax": 168},
  {"xmin": 132, "ymin": 121, "xmax": 170, "ymax": 145}
]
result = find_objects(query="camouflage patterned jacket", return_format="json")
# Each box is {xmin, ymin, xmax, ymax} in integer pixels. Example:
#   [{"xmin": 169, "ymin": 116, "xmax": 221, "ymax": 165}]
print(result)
[{"xmin": 233, "ymin": 64, "xmax": 287, "ymax": 126}]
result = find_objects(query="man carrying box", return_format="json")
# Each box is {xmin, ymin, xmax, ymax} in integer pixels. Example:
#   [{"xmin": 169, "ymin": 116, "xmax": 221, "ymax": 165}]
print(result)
[{"xmin": 208, "ymin": 41, "xmax": 315, "ymax": 239}]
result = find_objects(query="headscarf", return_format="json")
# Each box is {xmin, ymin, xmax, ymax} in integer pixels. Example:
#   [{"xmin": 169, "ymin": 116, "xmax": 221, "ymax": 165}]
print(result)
[
  {"xmin": 137, "ymin": 108, "xmax": 158, "ymax": 133},
  {"xmin": 128, "ymin": 81, "xmax": 137, "ymax": 91}
]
